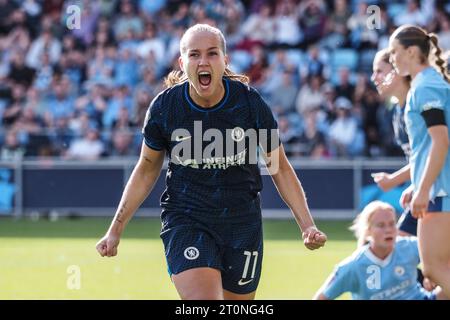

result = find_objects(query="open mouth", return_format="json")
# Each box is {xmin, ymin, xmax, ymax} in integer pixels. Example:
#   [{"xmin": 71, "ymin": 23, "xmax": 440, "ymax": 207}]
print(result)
[
  {"xmin": 198, "ymin": 71, "xmax": 212, "ymax": 87},
  {"xmin": 385, "ymin": 236, "xmax": 394, "ymax": 242}
]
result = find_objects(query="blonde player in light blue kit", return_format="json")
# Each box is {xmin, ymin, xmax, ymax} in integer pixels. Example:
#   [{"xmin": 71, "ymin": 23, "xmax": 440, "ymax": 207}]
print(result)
[
  {"xmin": 313, "ymin": 201, "xmax": 446, "ymax": 300},
  {"xmin": 389, "ymin": 24, "xmax": 450, "ymax": 297}
]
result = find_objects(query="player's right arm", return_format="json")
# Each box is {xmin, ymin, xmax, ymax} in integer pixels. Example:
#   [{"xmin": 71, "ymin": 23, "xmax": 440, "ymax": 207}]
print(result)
[
  {"xmin": 371, "ymin": 163, "xmax": 410, "ymax": 192},
  {"xmin": 96, "ymin": 143, "xmax": 165, "ymax": 257},
  {"xmin": 313, "ymin": 292, "xmax": 329, "ymax": 300},
  {"xmin": 313, "ymin": 261, "xmax": 355, "ymax": 300}
]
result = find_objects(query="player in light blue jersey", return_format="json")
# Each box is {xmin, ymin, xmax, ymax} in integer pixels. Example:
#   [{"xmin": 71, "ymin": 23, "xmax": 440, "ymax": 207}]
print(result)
[
  {"xmin": 371, "ymin": 48, "xmax": 416, "ymax": 236},
  {"xmin": 389, "ymin": 25, "xmax": 450, "ymax": 297},
  {"xmin": 313, "ymin": 201, "xmax": 446, "ymax": 300}
]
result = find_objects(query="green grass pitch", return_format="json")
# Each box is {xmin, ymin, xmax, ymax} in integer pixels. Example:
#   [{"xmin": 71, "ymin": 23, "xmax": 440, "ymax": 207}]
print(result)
[{"xmin": 0, "ymin": 217, "xmax": 354, "ymax": 299}]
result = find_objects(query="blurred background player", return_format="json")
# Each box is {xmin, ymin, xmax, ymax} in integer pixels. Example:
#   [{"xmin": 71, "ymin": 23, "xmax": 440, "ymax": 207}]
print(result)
[
  {"xmin": 370, "ymin": 47, "xmax": 425, "ymax": 286},
  {"xmin": 389, "ymin": 24, "xmax": 450, "ymax": 297},
  {"xmin": 96, "ymin": 24, "xmax": 326, "ymax": 300},
  {"xmin": 370, "ymin": 49, "xmax": 415, "ymax": 237},
  {"xmin": 313, "ymin": 201, "xmax": 446, "ymax": 300}
]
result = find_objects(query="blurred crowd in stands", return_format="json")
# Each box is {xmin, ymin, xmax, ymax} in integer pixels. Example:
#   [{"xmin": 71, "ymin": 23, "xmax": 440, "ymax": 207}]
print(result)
[{"xmin": 1, "ymin": 0, "xmax": 450, "ymax": 161}]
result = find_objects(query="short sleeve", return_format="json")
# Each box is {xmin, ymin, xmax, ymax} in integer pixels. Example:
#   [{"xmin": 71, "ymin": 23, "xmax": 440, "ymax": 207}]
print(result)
[
  {"xmin": 321, "ymin": 263, "xmax": 355, "ymax": 299},
  {"xmin": 250, "ymin": 88, "xmax": 280, "ymax": 153},
  {"xmin": 404, "ymin": 236, "xmax": 420, "ymax": 263},
  {"xmin": 142, "ymin": 95, "xmax": 167, "ymax": 151},
  {"xmin": 413, "ymin": 86, "xmax": 445, "ymax": 113}
]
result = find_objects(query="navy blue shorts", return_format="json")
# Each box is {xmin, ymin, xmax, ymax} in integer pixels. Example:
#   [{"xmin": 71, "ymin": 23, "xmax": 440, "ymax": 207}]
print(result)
[
  {"xmin": 427, "ymin": 196, "xmax": 450, "ymax": 212},
  {"xmin": 397, "ymin": 197, "xmax": 450, "ymax": 236},
  {"xmin": 397, "ymin": 208, "xmax": 417, "ymax": 236},
  {"xmin": 160, "ymin": 202, "xmax": 263, "ymax": 294}
]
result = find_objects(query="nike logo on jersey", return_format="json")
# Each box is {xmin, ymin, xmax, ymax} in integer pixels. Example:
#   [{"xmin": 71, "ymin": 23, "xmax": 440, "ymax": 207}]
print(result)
[
  {"xmin": 238, "ymin": 278, "xmax": 253, "ymax": 286},
  {"xmin": 175, "ymin": 135, "xmax": 191, "ymax": 142}
]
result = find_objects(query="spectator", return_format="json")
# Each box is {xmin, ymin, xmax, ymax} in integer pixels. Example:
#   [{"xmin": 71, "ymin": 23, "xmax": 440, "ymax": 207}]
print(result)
[
  {"xmin": 328, "ymin": 97, "xmax": 362, "ymax": 157},
  {"xmin": 298, "ymin": 0, "xmax": 327, "ymax": 47},
  {"xmin": 136, "ymin": 23, "xmax": 166, "ymax": 67},
  {"xmin": 132, "ymin": 86, "xmax": 153, "ymax": 128},
  {"xmin": 2, "ymin": 25, "xmax": 31, "ymax": 54},
  {"xmin": 68, "ymin": 110, "xmax": 92, "ymax": 138},
  {"xmin": 114, "ymin": 47, "xmax": 139, "ymax": 88},
  {"xmin": 2, "ymin": 83, "xmax": 26, "ymax": 126},
  {"xmin": 138, "ymin": 0, "xmax": 166, "ymax": 18},
  {"xmin": 299, "ymin": 45, "xmax": 325, "ymax": 80},
  {"xmin": 222, "ymin": 0, "xmax": 246, "ymax": 43},
  {"xmin": 347, "ymin": 2, "xmax": 379, "ymax": 49},
  {"xmin": 1, "ymin": 0, "xmax": 445, "ymax": 160},
  {"xmin": 25, "ymin": 29, "xmax": 62, "ymax": 69},
  {"xmin": 69, "ymin": 0, "xmax": 100, "ymax": 46},
  {"xmin": 335, "ymin": 67, "xmax": 355, "ymax": 101},
  {"xmin": 23, "ymin": 87, "xmax": 46, "ymax": 119},
  {"xmin": 49, "ymin": 116, "xmax": 73, "ymax": 156},
  {"xmin": 298, "ymin": 110, "xmax": 328, "ymax": 158},
  {"xmin": 0, "ymin": 129, "xmax": 24, "ymax": 160},
  {"xmin": 259, "ymin": 49, "xmax": 295, "ymax": 97},
  {"xmin": 394, "ymin": 0, "xmax": 427, "ymax": 27},
  {"xmin": 113, "ymin": 0, "xmax": 144, "ymax": 41},
  {"xmin": 278, "ymin": 115, "xmax": 300, "ymax": 158},
  {"xmin": 102, "ymin": 85, "xmax": 132, "ymax": 128},
  {"xmin": 111, "ymin": 106, "xmax": 135, "ymax": 130},
  {"xmin": 360, "ymin": 88, "xmax": 382, "ymax": 157},
  {"xmin": 108, "ymin": 128, "xmax": 136, "ymax": 157},
  {"xmin": 97, "ymin": 0, "xmax": 119, "ymax": 17},
  {"xmin": 272, "ymin": 0, "xmax": 303, "ymax": 49},
  {"xmin": 14, "ymin": 105, "xmax": 52, "ymax": 157},
  {"xmin": 239, "ymin": 3, "xmax": 275, "ymax": 49},
  {"xmin": 7, "ymin": 49, "xmax": 35, "ymax": 88},
  {"xmin": 43, "ymin": 80, "xmax": 75, "ymax": 127},
  {"xmin": 270, "ymin": 71, "xmax": 298, "ymax": 116},
  {"xmin": 320, "ymin": 82, "xmax": 337, "ymax": 124},
  {"xmin": 296, "ymin": 75, "xmax": 325, "ymax": 116},
  {"xmin": 87, "ymin": 47, "xmax": 114, "ymax": 84},
  {"xmin": 325, "ymin": 0, "xmax": 350, "ymax": 37},
  {"xmin": 438, "ymin": 15, "xmax": 450, "ymax": 51},
  {"xmin": 171, "ymin": 3, "xmax": 191, "ymax": 29},
  {"xmin": 74, "ymin": 83, "xmax": 107, "ymax": 124},
  {"xmin": 33, "ymin": 51, "xmax": 54, "ymax": 93},
  {"xmin": 246, "ymin": 44, "xmax": 269, "ymax": 86},
  {"xmin": 0, "ymin": 0, "xmax": 18, "ymax": 35},
  {"xmin": 65, "ymin": 125, "xmax": 105, "ymax": 160}
]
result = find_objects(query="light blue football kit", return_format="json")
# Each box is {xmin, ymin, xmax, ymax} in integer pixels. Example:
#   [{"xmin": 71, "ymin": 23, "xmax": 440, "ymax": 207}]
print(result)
[
  {"xmin": 405, "ymin": 66, "xmax": 450, "ymax": 211},
  {"xmin": 321, "ymin": 237, "xmax": 435, "ymax": 300}
]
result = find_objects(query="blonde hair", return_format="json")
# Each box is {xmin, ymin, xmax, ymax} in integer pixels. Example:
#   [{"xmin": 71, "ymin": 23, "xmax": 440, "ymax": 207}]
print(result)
[
  {"xmin": 349, "ymin": 201, "xmax": 396, "ymax": 247},
  {"xmin": 391, "ymin": 24, "xmax": 450, "ymax": 83},
  {"xmin": 164, "ymin": 24, "xmax": 249, "ymax": 87},
  {"xmin": 374, "ymin": 48, "xmax": 411, "ymax": 84}
]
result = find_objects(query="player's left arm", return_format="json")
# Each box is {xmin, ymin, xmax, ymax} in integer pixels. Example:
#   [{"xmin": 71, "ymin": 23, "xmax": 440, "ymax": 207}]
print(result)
[
  {"xmin": 410, "ymin": 86, "xmax": 449, "ymax": 218},
  {"xmin": 263, "ymin": 144, "xmax": 327, "ymax": 250},
  {"xmin": 412, "ymin": 124, "xmax": 449, "ymax": 217}
]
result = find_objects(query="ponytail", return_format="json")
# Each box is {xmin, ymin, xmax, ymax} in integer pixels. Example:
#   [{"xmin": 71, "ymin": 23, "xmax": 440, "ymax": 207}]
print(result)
[
  {"xmin": 164, "ymin": 70, "xmax": 188, "ymax": 88},
  {"xmin": 390, "ymin": 25, "xmax": 450, "ymax": 83},
  {"xmin": 224, "ymin": 67, "xmax": 250, "ymax": 85},
  {"xmin": 428, "ymin": 33, "xmax": 450, "ymax": 83}
]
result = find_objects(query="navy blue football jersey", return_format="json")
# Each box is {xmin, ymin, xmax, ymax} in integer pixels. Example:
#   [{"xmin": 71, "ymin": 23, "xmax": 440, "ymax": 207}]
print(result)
[
  {"xmin": 392, "ymin": 104, "xmax": 410, "ymax": 159},
  {"xmin": 142, "ymin": 78, "xmax": 280, "ymax": 215}
]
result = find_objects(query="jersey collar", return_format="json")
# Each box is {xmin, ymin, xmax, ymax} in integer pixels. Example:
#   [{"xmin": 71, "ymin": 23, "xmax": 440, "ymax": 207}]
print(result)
[
  {"xmin": 364, "ymin": 246, "xmax": 394, "ymax": 267},
  {"xmin": 184, "ymin": 78, "xmax": 229, "ymax": 112},
  {"xmin": 410, "ymin": 66, "xmax": 433, "ymax": 89}
]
